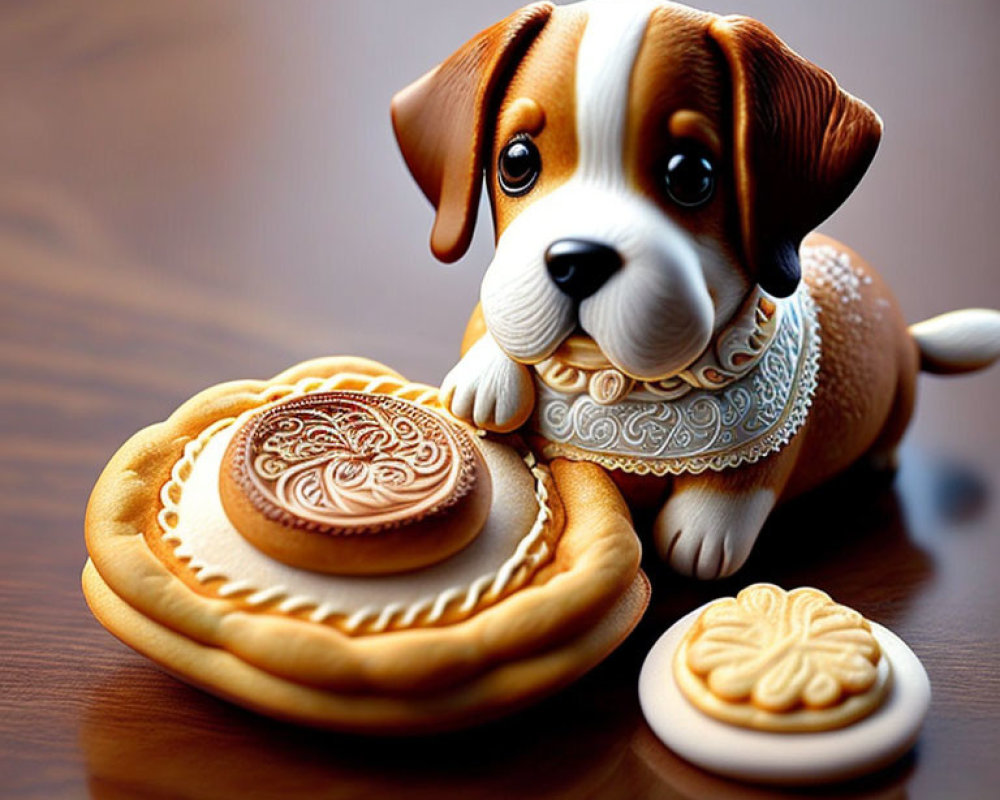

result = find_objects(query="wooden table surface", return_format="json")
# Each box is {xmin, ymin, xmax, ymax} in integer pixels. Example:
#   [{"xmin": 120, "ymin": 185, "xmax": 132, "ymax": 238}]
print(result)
[{"xmin": 1, "ymin": 1, "xmax": 998, "ymax": 797}]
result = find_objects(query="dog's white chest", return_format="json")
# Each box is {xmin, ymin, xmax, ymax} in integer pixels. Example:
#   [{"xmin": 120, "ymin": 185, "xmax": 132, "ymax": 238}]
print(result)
[{"xmin": 530, "ymin": 287, "xmax": 821, "ymax": 475}]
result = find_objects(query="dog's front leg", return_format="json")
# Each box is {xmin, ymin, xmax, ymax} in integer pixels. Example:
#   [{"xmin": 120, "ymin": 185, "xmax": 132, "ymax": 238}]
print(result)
[
  {"xmin": 440, "ymin": 334, "xmax": 535, "ymax": 432},
  {"xmin": 653, "ymin": 437, "xmax": 803, "ymax": 579}
]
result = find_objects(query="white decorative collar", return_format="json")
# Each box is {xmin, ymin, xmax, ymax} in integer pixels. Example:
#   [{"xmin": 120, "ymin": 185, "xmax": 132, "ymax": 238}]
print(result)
[{"xmin": 530, "ymin": 285, "xmax": 821, "ymax": 475}]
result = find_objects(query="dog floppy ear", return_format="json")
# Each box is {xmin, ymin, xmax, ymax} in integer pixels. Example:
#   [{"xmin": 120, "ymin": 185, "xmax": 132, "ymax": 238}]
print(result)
[
  {"xmin": 392, "ymin": 3, "xmax": 553, "ymax": 263},
  {"xmin": 708, "ymin": 16, "xmax": 882, "ymax": 297}
]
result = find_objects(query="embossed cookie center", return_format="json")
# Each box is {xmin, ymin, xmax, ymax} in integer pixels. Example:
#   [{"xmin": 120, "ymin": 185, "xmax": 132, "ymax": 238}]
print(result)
[
  {"xmin": 235, "ymin": 393, "xmax": 476, "ymax": 533},
  {"xmin": 674, "ymin": 584, "xmax": 889, "ymax": 732}
]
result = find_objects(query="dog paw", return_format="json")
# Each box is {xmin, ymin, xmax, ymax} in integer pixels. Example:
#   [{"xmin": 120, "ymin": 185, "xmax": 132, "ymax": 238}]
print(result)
[
  {"xmin": 440, "ymin": 335, "xmax": 535, "ymax": 432},
  {"xmin": 652, "ymin": 486, "xmax": 775, "ymax": 579}
]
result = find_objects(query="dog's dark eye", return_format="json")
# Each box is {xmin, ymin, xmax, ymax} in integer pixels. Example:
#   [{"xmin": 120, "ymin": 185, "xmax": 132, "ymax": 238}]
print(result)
[
  {"xmin": 498, "ymin": 136, "xmax": 541, "ymax": 196},
  {"xmin": 663, "ymin": 147, "xmax": 715, "ymax": 208}
]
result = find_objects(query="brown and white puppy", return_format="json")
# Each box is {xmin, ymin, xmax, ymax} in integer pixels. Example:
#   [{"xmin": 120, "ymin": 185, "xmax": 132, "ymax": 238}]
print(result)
[{"xmin": 392, "ymin": 0, "xmax": 1000, "ymax": 579}]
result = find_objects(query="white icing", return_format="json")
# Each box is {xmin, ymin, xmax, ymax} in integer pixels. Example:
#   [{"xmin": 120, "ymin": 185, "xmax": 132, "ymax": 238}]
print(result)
[
  {"xmin": 157, "ymin": 383, "xmax": 554, "ymax": 634},
  {"xmin": 639, "ymin": 606, "xmax": 931, "ymax": 785},
  {"xmin": 532, "ymin": 285, "xmax": 821, "ymax": 474}
]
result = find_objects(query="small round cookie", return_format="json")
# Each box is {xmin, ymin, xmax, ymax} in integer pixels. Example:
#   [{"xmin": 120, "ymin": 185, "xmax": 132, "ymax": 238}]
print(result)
[
  {"xmin": 639, "ymin": 584, "xmax": 931, "ymax": 785},
  {"xmin": 220, "ymin": 391, "xmax": 491, "ymax": 575},
  {"xmin": 84, "ymin": 356, "xmax": 648, "ymax": 732},
  {"xmin": 675, "ymin": 585, "xmax": 890, "ymax": 732}
]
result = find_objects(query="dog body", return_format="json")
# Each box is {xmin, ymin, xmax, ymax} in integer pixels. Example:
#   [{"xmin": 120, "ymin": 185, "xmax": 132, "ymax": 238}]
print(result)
[{"xmin": 392, "ymin": 0, "xmax": 1000, "ymax": 578}]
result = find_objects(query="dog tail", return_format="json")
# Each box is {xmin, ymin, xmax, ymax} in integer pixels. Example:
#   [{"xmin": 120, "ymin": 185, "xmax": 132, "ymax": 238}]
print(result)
[{"xmin": 909, "ymin": 308, "xmax": 1000, "ymax": 374}]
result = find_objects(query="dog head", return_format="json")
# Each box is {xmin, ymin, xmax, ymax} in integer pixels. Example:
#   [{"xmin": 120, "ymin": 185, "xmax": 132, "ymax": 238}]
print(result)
[{"xmin": 392, "ymin": 0, "xmax": 881, "ymax": 382}]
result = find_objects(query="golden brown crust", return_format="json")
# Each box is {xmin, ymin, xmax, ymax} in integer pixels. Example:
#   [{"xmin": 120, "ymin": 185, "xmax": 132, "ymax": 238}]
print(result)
[
  {"xmin": 83, "ymin": 560, "xmax": 650, "ymax": 734},
  {"xmin": 219, "ymin": 391, "xmax": 493, "ymax": 575},
  {"xmin": 84, "ymin": 356, "xmax": 643, "ymax": 697}
]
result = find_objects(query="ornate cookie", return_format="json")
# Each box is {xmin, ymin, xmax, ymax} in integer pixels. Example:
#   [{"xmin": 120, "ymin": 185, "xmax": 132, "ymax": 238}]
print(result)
[
  {"xmin": 674, "ymin": 584, "xmax": 890, "ymax": 732},
  {"xmin": 220, "ymin": 391, "xmax": 491, "ymax": 575},
  {"xmin": 84, "ymin": 357, "xmax": 648, "ymax": 732},
  {"xmin": 639, "ymin": 584, "xmax": 931, "ymax": 784}
]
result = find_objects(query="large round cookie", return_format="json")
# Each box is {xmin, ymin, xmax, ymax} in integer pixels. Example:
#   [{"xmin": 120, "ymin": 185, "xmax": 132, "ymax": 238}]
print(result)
[{"xmin": 83, "ymin": 356, "xmax": 648, "ymax": 732}]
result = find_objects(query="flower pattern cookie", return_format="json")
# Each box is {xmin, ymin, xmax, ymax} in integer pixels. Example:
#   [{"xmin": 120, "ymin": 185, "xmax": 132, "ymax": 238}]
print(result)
[
  {"xmin": 674, "ymin": 584, "xmax": 891, "ymax": 731},
  {"xmin": 640, "ymin": 584, "xmax": 931, "ymax": 784}
]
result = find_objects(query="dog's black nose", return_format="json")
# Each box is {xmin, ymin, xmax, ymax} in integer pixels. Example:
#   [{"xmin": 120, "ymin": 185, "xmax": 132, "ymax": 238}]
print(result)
[{"xmin": 545, "ymin": 239, "xmax": 622, "ymax": 301}]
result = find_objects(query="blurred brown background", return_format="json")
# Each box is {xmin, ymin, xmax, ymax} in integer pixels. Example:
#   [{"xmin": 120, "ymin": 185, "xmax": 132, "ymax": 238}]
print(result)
[{"xmin": 1, "ymin": 1, "xmax": 998, "ymax": 798}]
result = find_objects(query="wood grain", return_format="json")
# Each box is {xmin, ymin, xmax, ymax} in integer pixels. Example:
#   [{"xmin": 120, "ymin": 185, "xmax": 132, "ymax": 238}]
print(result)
[{"xmin": 1, "ymin": 1, "xmax": 998, "ymax": 798}]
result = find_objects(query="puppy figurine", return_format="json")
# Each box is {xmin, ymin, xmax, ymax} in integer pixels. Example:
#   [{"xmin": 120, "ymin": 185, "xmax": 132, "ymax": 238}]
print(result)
[{"xmin": 392, "ymin": 0, "xmax": 1000, "ymax": 579}]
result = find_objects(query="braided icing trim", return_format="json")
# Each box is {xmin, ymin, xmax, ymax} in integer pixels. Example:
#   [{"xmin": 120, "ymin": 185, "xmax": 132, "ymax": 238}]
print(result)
[{"xmin": 156, "ymin": 372, "xmax": 555, "ymax": 635}]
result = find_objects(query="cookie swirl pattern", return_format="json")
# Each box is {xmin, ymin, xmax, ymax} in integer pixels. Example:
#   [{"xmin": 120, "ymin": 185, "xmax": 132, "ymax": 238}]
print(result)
[
  {"xmin": 233, "ymin": 392, "xmax": 477, "ymax": 533},
  {"xmin": 157, "ymin": 373, "xmax": 556, "ymax": 635}
]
